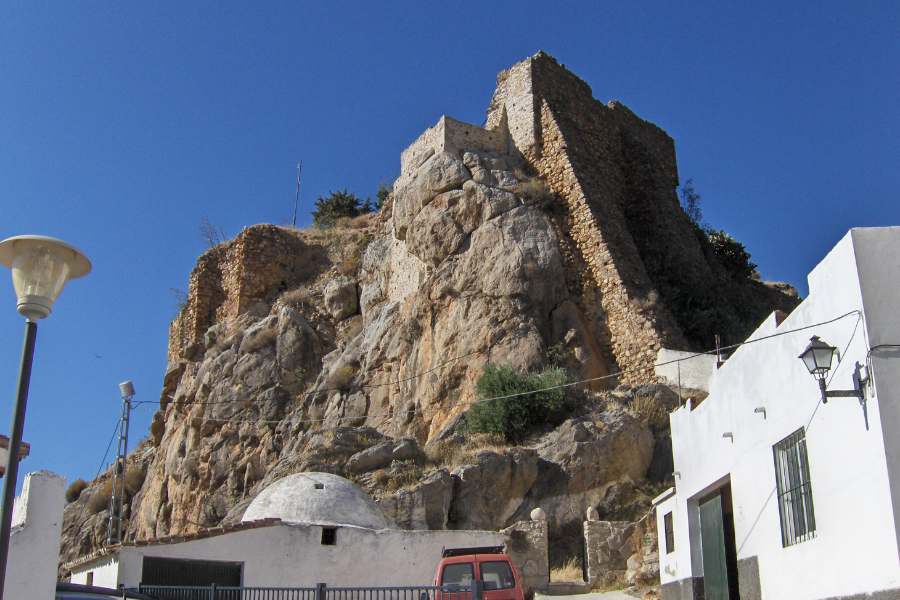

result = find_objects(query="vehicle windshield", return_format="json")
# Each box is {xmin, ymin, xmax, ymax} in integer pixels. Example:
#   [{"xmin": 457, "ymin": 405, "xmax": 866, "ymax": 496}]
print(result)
[
  {"xmin": 442, "ymin": 562, "xmax": 475, "ymax": 588},
  {"xmin": 480, "ymin": 561, "xmax": 514, "ymax": 590}
]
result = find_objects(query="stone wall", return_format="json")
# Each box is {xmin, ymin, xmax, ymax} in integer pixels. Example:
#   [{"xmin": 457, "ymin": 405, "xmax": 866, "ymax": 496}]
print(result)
[
  {"xmin": 482, "ymin": 52, "xmax": 800, "ymax": 383},
  {"xmin": 399, "ymin": 116, "xmax": 509, "ymax": 185},
  {"xmin": 583, "ymin": 520, "xmax": 635, "ymax": 588},
  {"xmin": 167, "ymin": 224, "xmax": 312, "ymax": 366},
  {"xmin": 502, "ymin": 517, "xmax": 549, "ymax": 596},
  {"xmin": 584, "ymin": 515, "xmax": 659, "ymax": 590},
  {"xmin": 485, "ymin": 52, "xmax": 692, "ymax": 383}
]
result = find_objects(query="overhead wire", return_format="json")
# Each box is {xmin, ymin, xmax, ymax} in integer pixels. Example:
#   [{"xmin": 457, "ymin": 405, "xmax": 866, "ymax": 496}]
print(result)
[
  {"xmin": 146, "ymin": 310, "xmax": 864, "ymax": 428},
  {"xmin": 131, "ymin": 348, "xmax": 486, "ymax": 408},
  {"xmin": 71, "ymin": 417, "xmax": 121, "ymax": 526}
]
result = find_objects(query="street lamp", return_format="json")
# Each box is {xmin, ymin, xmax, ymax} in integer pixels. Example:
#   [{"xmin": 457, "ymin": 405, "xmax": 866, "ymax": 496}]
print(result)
[
  {"xmin": 798, "ymin": 335, "xmax": 864, "ymax": 404},
  {"xmin": 0, "ymin": 235, "xmax": 90, "ymax": 599}
]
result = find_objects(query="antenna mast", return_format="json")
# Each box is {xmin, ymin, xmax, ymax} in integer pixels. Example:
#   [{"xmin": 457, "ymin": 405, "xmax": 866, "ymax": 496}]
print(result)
[
  {"xmin": 292, "ymin": 161, "xmax": 302, "ymax": 227},
  {"xmin": 107, "ymin": 381, "xmax": 135, "ymax": 545}
]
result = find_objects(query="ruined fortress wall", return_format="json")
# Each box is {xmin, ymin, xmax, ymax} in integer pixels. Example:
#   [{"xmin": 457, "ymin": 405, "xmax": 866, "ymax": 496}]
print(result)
[
  {"xmin": 167, "ymin": 225, "xmax": 310, "ymax": 365},
  {"xmin": 399, "ymin": 116, "xmax": 508, "ymax": 186},
  {"xmin": 487, "ymin": 53, "xmax": 690, "ymax": 383}
]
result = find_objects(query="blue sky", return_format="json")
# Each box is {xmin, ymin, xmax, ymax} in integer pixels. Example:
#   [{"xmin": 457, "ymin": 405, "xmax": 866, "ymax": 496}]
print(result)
[{"xmin": 0, "ymin": 2, "xmax": 897, "ymax": 485}]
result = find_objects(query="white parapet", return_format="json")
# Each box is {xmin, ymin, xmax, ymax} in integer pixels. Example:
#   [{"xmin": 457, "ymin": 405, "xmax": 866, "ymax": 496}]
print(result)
[
  {"xmin": 8, "ymin": 471, "xmax": 66, "ymax": 600},
  {"xmin": 655, "ymin": 348, "xmax": 717, "ymax": 392}
]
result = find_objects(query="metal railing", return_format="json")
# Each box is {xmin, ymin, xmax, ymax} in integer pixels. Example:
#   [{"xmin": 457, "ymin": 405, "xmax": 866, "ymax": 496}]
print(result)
[{"xmin": 132, "ymin": 583, "xmax": 481, "ymax": 600}]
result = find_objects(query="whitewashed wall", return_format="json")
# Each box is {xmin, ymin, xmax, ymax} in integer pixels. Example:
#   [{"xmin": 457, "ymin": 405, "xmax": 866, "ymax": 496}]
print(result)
[
  {"xmin": 653, "ymin": 489, "xmax": 677, "ymax": 586},
  {"xmin": 73, "ymin": 523, "xmax": 509, "ymax": 588},
  {"xmin": 7, "ymin": 471, "xmax": 65, "ymax": 600},
  {"xmin": 655, "ymin": 349, "xmax": 717, "ymax": 392},
  {"xmin": 660, "ymin": 228, "xmax": 900, "ymax": 599}
]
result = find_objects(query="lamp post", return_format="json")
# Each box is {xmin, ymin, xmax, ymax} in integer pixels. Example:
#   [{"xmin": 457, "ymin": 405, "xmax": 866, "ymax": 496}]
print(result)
[
  {"xmin": 0, "ymin": 235, "xmax": 90, "ymax": 599},
  {"xmin": 798, "ymin": 335, "xmax": 865, "ymax": 404}
]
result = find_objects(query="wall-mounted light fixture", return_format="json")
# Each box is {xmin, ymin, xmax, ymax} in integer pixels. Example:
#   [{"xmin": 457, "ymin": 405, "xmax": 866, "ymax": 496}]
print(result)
[
  {"xmin": 798, "ymin": 336, "xmax": 865, "ymax": 404},
  {"xmin": 722, "ymin": 432, "xmax": 734, "ymax": 442},
  {"xmin": 753, "ymin": 407, "xmax": 767, "ymax": 419}
]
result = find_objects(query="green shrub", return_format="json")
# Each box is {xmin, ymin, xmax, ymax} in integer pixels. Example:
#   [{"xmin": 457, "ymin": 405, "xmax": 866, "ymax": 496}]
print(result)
[
  {"xmin": 468, "ymin": 364, "xmax": 570, "ymax": 442},
  {"xmin": 312, "ymin": 190, "xmax": 372, "ymax": 228},
  {"xmin": 707, "ymin": 229, "xmax": 757, "ymax": 279},
  {"xmin": 65, "ymin": 479, "xmax": 88, "ymax": 503}
]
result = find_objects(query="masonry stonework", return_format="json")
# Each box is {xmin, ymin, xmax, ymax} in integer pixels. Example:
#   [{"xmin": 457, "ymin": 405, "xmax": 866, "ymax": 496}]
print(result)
[{"xmin": 168, "ymin": 225, "xmax": 312, "ymax": 366}]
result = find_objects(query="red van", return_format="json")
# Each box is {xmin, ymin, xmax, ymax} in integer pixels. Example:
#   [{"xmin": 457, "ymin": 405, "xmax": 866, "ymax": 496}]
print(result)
[{"xmin": 434, "ymin": 546, "xmax": 524, "ymax": 600}]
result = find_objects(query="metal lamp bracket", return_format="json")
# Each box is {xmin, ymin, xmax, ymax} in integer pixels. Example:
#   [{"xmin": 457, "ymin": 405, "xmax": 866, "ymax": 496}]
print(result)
[{"xmin": 819, "ymin": 362, "xmax": 869, "ymax": 430}]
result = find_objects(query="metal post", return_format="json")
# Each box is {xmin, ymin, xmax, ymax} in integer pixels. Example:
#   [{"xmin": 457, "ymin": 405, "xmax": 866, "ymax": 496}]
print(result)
[
  {"xmin": 0, "ymin": 320, "xmax": 38, "ymax": 600},
  {"xmin": 210, "ymin": 582, "xmax": 217, "ymax": 600},
  {"xmin": 108, "ymin": 387, "xmax": 133, "ymax": 545},
  {"xmin": 472, "ymin": 580, "xmax": 483, "ymax": 600},
  {"xmin": 293, "ymin": 161, "xmax": 302, "ymax": 227},
  {"xmin": 316, "ymin": 582, "xmax": 327, "ymax": 600}
]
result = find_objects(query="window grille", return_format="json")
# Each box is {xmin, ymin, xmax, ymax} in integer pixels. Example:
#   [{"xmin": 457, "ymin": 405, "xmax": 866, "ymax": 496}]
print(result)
[
  {"xmin": 773, "ymin": 428, "xmax": 816, "ymax": 546},
  {"xmin": 664, "ymin": 511, "xmax": 675, "ymax": 553}
]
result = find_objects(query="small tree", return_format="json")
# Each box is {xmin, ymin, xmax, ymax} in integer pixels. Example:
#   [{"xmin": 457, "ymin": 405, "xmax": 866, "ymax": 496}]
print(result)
[
  {"xmin": 708, "ymin": 229, "xmax": 757, "ymax": 279},
  {"xmin": 468, "ymin": 364, "xmax": 570, "ymax": 442},
  {"xmin": 680, "ymin": 178, "xmax": 703, "ymax": 227},
  {"xmin": 199, "ymin": 217, "xmax": 225, "ymax": 248},
  {"xmin": 375, "ymin": 183, "xmax": 392, "ymax": 210},
  {"xmin": 312, "ymin": 190, "xmax": 372, "ymax": 228}
]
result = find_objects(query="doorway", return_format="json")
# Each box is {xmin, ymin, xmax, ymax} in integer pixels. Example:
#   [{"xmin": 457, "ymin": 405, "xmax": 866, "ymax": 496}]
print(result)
[
  {"xmin": 698, "ymin": 483, "xmax": 740, "ymax": 600},
  {"xmin": 141, "ymin": 556, "xmax": 243, "ymax": 587}
]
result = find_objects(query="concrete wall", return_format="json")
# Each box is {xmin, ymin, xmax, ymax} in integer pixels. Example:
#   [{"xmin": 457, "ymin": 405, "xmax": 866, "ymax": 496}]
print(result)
[
  {"xmin": 658, "ymin": 228, "xmax": 900, "ymax": 599},
  {"xmin": 655, "ymin": 349, "xmax": 717, "ymax": 392},
  {"xmin": 72, "ymin": 520, "xmax": 549, "ymax": 593},
  {"xmin": 7, "ymin": 471, "xmax": 65, "ymax": 600}
]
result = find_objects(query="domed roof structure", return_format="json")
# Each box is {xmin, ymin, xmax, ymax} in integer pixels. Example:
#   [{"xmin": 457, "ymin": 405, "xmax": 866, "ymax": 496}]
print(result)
[{"xmin": 241, "ymin": 472, "xmax": 393, "ymax": 529}]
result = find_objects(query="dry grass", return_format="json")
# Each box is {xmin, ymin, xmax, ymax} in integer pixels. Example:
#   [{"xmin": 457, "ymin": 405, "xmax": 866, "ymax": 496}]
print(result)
[
  {"xmin": 381, "ymin": 461, "xmax": 423, "ymax": 492},
  {"xmin": 87, "ymin": 479, "xmax": 113, "ymax": 514},
  {"xmin": 550, "ymin": 557, "xmax": 583, "ymax": 582},
  {"xmin": 279, "ymin": 286, "xmax": 315, "ymax": 306},
  {"xmin": 515, "ymin": 178, "xmax": 552, "ymax": 203},
  {"xmin": 86, "ymin": 467, "xmax": 146, "ymax": 514},
  {"xmin": 630, "ymin": 393, "xmax": 668, "ymax": 430},
  {"xmin": 425, "ymin": 433, "xmax": 510, "ymax": 469},
  {"xmin": 65, "ymin": 479, "xmax": 88, "ymax": 503}
]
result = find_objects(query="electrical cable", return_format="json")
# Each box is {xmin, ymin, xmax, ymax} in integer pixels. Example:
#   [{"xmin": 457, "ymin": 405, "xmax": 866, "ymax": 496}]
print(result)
[
  {"xmin": 71, "ymin": 417, "xmax": 121, "ymax": 527},
  {"xmin": 131, "ymin": 348, "xmax": 486, "ymax": 408},
  {"xmin": 164, "ymin": 310, "xmax": 864, "ymax": 428}
]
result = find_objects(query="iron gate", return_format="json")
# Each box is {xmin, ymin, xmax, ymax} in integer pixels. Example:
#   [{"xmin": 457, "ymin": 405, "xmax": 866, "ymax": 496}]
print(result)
[{"xmin": 132, "ymin": 582, "xmax": 482, "ymax": 600}]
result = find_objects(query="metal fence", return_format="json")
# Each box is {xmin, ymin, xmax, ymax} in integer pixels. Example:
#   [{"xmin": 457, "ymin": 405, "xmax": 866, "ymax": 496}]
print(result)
[{"xmin": 132, "ymin": 583, "xmax": 480, "ymax": 600}]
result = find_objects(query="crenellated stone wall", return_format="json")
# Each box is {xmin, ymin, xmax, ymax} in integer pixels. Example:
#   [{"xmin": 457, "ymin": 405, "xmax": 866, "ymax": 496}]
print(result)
[{"xmin": 167, "ymin": 225, "xmax": 312, "ymax": 366}]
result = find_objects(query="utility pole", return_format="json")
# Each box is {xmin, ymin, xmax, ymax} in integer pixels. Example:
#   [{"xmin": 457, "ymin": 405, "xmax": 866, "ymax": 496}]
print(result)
[
  {"xmin": 107, "ymin": 381, "xmax": 135, "ymax": 545},
  {"xmin": 292, "ymin": 161, "xmax": 302, "ymax": 227}
]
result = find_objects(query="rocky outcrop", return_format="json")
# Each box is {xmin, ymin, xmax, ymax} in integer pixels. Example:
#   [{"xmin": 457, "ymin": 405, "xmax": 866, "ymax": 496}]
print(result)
[{"xmin": 60, "ymin": 52, "xmax": 799, "ymax": 573}]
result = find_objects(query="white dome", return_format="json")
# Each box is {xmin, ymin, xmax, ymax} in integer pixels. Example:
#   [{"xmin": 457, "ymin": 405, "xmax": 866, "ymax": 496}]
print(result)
[{"xmin": 242, "ymin": 472, "xmax": 392, "ymax": 529}]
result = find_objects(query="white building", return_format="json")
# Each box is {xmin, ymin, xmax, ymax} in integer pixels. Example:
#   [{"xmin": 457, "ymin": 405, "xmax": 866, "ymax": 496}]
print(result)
[
  {"xmin": 66, "ymin": 472, "xmax": 549, "ymax": 592},
  {"xmin": 8, "ymin": 471, "xmax": 66, "ymax": 600},
  {"xmin": 653, "ymin": 227, "xmax": 900, "ymax": 600}
]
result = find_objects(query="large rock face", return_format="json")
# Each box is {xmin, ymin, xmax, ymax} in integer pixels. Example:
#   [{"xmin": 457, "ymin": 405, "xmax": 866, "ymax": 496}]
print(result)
[{"xmin": 59, "ymin": 52, "xmax": 798, "ymax": 573}]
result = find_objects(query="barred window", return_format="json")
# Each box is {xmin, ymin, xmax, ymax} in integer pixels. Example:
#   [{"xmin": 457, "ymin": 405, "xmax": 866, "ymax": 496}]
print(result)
[
  {"xmin": 773, "ymin": 428, "xmax": 816, "ymax": 546},
  {"xmin": 664, "ymin": 512, "xmax": 675, "ymax": 554}
]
